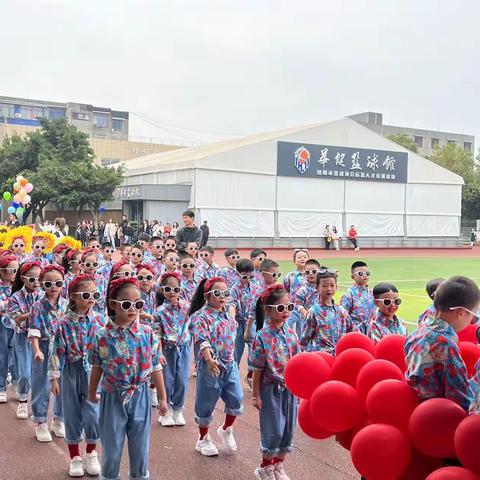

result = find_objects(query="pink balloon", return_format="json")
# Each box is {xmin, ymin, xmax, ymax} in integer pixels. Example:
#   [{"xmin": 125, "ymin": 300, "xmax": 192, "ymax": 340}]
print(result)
[
  {"xmin": 23, "ymin": 195, "xmax": 31, "ymax": 204},
  {"xmin": 24, "ymin": 183, "xmax": 33, "ymax": 193}
]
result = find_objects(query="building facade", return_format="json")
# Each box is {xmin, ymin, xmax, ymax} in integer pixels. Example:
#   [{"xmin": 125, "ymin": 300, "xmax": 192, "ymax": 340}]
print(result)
[{"xmin": 348, "ymin": 112, "xmax": 475, "ymax": 158}]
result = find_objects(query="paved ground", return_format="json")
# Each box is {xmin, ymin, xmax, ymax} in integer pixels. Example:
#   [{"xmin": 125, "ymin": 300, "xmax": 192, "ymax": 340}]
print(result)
[{"xmin": 0, "ymin": 360, "xmax": 358, "ymax": 480}]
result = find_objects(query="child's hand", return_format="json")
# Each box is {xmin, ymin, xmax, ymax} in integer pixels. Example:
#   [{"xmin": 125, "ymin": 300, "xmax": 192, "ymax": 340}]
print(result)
[
  {"xmin": 160, "ymin": 356, "xmax": 167, "ymax": 366},
  {"xmin": 252, "ymin": 396, "xmax": 262, "ymax": 410},
  {"xmin": 34, "ymin": 350, "xmax": 44, "ymax": 362},
  {"xmin": 244, "ymin": 331, "xmax": 251, "ymax": 343},
  {"xmin": 207, "ymin": 359, "xmax": 220, "ymax": 377},
  {"xmin": 158, "ymin": 399, "xmax": 169, "ymax": 416},
  {"xmin": 88, "ymin": 393, "xmax": 100, "ymax": 403},
  {"xmin": 50, "ymin": 379, "xmax": 60, "ymax": 396}
]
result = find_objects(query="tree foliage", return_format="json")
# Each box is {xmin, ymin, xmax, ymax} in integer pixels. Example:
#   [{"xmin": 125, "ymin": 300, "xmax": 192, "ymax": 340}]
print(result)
[
  {"xmin": 0, "ymin": 119, "xmax": 123, "ymax": 222},
  {"xmin": 387, "ymin": 134, "xmax": 418, "ymax": 153}
]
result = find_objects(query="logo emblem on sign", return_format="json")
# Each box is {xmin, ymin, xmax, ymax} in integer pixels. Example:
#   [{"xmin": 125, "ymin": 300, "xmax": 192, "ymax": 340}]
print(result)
[{"xmin": 294, "ymin": 146, "xmax": 311, "ymax": 174}]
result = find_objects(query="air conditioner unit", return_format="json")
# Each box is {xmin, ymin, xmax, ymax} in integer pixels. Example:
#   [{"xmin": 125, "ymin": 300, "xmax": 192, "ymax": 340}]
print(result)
[{"xmin": 14, "ymin": 113, "xmax": 22, "ymax": 118}]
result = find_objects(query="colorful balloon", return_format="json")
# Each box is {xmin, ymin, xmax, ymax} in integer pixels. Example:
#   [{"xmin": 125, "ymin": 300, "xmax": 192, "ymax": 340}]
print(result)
[
  {"xmin": 459, "ymin": 342, "xmax": 480, "ymax": 377},
  {"xmin": 23, "ymin": 195, "xmax": 31, "ymax": 205},
  {"xmin": 16, "ymin": 207, "xmax": 24, "ymax": 217},
  {"xmin": 376, "ymin": 334, "xmax": 407, "ymax": 372},
  {"xmin": 331, "ymin": 348, "xmax": 375, "ymax": 387},
  {"xmin": 399, "ymin": 449, "xmax": 443, "ymax": 480},
  {"xmin": 11, "ymin": 202, "xmax": 19, "ymax": 209},
  {"xmin": 298, "ymin": 400, "xmax": 333, "ymax": 440},
  {"xmin": 7, "ymin": 206, "xmax": 15, "ymax": 214},
  {"xmin": 314, "ymin": 351, "xmax": 335, "ymax": 367},
  {"xmin": 3, "ymin": 192, "xmax": 11, "ymax": 201},
  {"xmin": 336, "ymin": 332, "xmax": 377, "ymax": 357},
  {"xmin": 426, "ymin": 467, "xmax": 480, "ymax": 480},
  {"xmin": 19, "ymin": 178, "xmax": 27, "ymax": 188},
  {"xmin": 455, "ymin": 414, "xmax": 480, "ymax": 475},
  {"xmin": 356, "ymin": 359, "xmax": 405, "ymax": 399},
  {"xmin": 24, "ymin": 183, "xmax": 33, "ymax": 193}
]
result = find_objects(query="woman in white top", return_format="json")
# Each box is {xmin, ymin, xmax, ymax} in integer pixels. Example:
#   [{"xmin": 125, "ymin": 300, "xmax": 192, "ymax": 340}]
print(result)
[
  {"xmin": 104, "ymin": 219, "xmax": 117, "ymax": 246},
  {"xmin": 331, "ymin": 226, "xmax": 341, "ymax": 250}
]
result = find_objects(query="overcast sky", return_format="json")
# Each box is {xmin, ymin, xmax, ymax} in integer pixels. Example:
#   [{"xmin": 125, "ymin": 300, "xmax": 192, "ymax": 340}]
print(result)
[{"xmin": 1, "ymin": 1, "xmax": 479, "ymax": 146}]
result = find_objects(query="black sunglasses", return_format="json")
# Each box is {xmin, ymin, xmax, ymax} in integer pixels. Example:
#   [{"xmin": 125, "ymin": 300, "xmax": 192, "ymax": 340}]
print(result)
[
  {"xmin": 137, "ymin": 274, "xmax": 154, "ymax": 282},
  {"xmin": 377, "ymin": 298, "xmax": 402, "ymax": 307},
  {"xmin": 263, "ymin": 271, "xmax": 282, "ymax": 279},
  {"xmin": 42, "ymin": 280, "xmax": 64, "ymax": 289},
  {"xmin": 21, "ymin": 276, "xmax": 39, "ymax": 284},
  {"xmin": 355, "ymin": 271, "xmax": 371, "ymax": 277},
  {"xmin": 206, "ymin": 289, "xmax": 231, "ymax": 298},
  {"xmin": 228, "ymin": 255, "xmax": 240, "ymax": 260},
  {"xmin": 83, "ymin": 262, "xmax": 99, "ymax": 269},
  {"xmin": 74, "ymin": 292, "xmax": 101, "ymax": 301},
  {"xmin": 166, "ymin": 256, "xmax": 180, "ymax": 262},
  {"xmin": 111, "ymin": 299, "xmax": 145, "ymax": 311},
  {"xmin": 153, "ymin": 245, "xmax": 165, "ymax": 250},
  {"xmin": 131, "ymin": 253, "xmax": 143, "ymax": 258},
  {"xmin": 13, "ymin": 244, "xmax": 25, "ymax": 249},
  {"xmin": 241, "ymin": 274, "xmax": 254, "ymax": 280},
  {"xmin": 199, "ymin": 253, "xmax": 210, "ymax": 258},
  {"xmin": 305, "ymin": 269, "xmax": 318, "ymax": 276},
  {"xmin": 267, "ymin": 303, "xmax": 295, "ymax": 313},
  {"xmin": 34, "ymin": 245, "xmax": 46, "ymax": 251},
  {"xmin": 182, "ymin": 263, "xmax": 195, "ymax": 269},
  {"xmin": 163, "ymin": 286, "xmax": 181, "ymax": 294}
]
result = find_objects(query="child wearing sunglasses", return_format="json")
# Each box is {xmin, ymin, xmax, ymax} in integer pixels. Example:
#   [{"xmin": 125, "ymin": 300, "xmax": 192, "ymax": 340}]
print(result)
[
  {"xmin": 48, "ymin": 274, "xmax": 103, "ymax": 477},
  {"xmin": 81, "ymin": 249, "xmax": 108, "ymax": 319},
  {"xmin": 250, "ymin": 249, "xmax": 267, "ymax": 289},
  {"xmin": 136, "ymin": 263, "xmax": 157, "ymax": 327},
  {"xmin": 250, "ymin": 285, "xmax": 300, "ymax": 480},
  {"xmin": 154, "ymin": 272, "xmax": 191, "ymax": 427},
  {"xmin": 0, "ymin": 254, "xmax": 19, "ymax": 405},
  {"xmin": 28, "ymin": 264, "xmax": 69, "ymax": 442},
  {"xmin": 10, "ymin": 235, "xmax": 28, "ymax": 264},
  {"xmin": 220, "ymin": 249, "xmax": 241, "ymax": 289},
  {"xmin": 88, "ymin": 278, "xmax": 168, "ymax": 480},
  {"xmin": 190, "ymin": 277, "xmax": 243, "ymax": 457},
  {"xmin": 405, "ymin": 276, "xmax": 480, "ymax": 412},
  {"xmin": 164, "ymin": 236, "xmax": 177, "ymax": 251},
  {"xmin": 283, "ymin": 249, "xmax": 309, "ymax": 298},
  {"xmin": 138, "ymin": 233, "xmax": 153, "ymax": 262},
  {"xmin": 340, "ymin": 261, "xmax": 376, "ymax": 334},
  {"xmin": 146, "ymin": 236, "xmax": 166, "ymax": 279},
  {"xmin": 185, "ymin": 242, "xmax": 201, "ymax": 268},
  {"xmin": 29, "ymin": 235, "xmax": 50, "ymax": 268},
  {"xmin": 119, "ymin": 243, "xmax": 132, "ymax": 262},
  {"xmin": 300, "ymin": 268, "xmax": 354, "ymax": 355},
  {"xmin": 96, "ymin": 241, "xmax": 115, "ymax": 280},
  {"xmin": 196, "ymin": 246, "xmax": 219, "ymax": 282},
  {"xmin": 8, "ymin": 261, "xmax": 41, "ymax": 421},
  {"xmin": 180, "ymin": 254, "xmax": 198, "ymax": 302},
  {"xmin": 109, "ymin": 260, "xmax": 136, "ymax": 281},
  {"xmin": 367, "ymin": 283, "xmax": 407, "ymax": 344},
  {"xmin": 418, "ymin": 278, "xmax": 445, "ymax": 326},
  {"xmin": 62, "ymin": 249, "xmax": 82, "ymax": 297},
  {"xmin": 130, "ymin": 244, "xmax": 145, "ymax": 268}
]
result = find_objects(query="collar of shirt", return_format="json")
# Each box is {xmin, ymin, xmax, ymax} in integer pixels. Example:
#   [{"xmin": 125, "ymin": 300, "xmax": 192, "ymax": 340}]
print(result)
[
  {"xmin": 164, "ymin": 300, "xmax": 181, "ymax": 310},
  {"xmin": 266, "ymin": 322, "xmax": 289, "ymax": 336},
  {"xmin": 204, "ymin": 304, "xmax": 226, "ymax": 318},
  {"xmin": 106, "ymin": 317, "xmax": 141, "ymax": 336},
  {"xmin": 67, "ymin": 308, "xmax": 91, "ymax": 323},
  {"xmin": 376, "ymin": 311, "xmax": 401, "ymax": 327},
  {"xmin": 424, "ymin": 316, "xmax": 458, "ymax": 339}
]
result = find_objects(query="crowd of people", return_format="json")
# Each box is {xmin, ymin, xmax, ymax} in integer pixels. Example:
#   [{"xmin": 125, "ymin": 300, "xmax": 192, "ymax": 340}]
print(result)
[
  {"xmin": 323, "ymin": 224, "xmax": 359, "ymax": 251},
  {"xmin": 0, "ymin": 209, "xmax": 477, "ymax": 480}
]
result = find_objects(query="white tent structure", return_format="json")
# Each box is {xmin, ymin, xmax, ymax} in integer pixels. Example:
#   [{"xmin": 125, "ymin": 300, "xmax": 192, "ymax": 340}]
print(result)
[{"xmin": 123, "ymin": 118, "xmax": 463, "ymax": 247}]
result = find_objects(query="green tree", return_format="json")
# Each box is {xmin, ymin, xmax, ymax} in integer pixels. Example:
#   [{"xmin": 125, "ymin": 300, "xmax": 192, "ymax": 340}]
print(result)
[{"xmin": 387, "ymin": 134, "xmax": 418, "ymax": 153}]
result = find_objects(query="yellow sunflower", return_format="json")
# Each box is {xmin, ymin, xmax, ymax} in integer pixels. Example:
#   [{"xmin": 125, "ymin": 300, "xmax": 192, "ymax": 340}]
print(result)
[
  {"xmin": 32, "ymin": 231, "xmax": 57, "ymax": 254},
  {"xmin": 3, "ymin": 226, "xmax": 33, "ymax": 253},
  {"xmin": 56, "ymin": 236, "xmax": 82, "ymax": 251}
]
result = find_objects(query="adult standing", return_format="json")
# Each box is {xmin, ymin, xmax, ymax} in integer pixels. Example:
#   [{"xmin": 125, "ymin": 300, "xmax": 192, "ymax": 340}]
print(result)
[
  {"xmin": 138, "ymin": 219, "xmax": 151, "ymax": 236},
  {"xmin": 348, "ymin": 224, "xmax": 360, "ymax": 251},
  {"xmin": 175, "ymin": 210, "xmax": 202, "ymax": 253},
  {"xmin": 200, "ymin": 221, "xmax": 210, "ymax": 247},
  {"xmin": 323, "ymin": 225, "xmax": 332, "ymax": 250},
  {"xmin": 98, "ymin": 220, "xmax": 106, "ymax": 243},
  {"xmin": 105, "ymin": 218, "xmax": 117, "ymax": 246},
  {"xmin": 53, "ymin": 217, "xmax": 66, "ymax": 239},
  {"xmin": 7, "ymin": 213, "xmax": 20, "ymax": 228},
  {"xmin": 332, "ymin": 226, "xmax": 340, "ymax": 251}
]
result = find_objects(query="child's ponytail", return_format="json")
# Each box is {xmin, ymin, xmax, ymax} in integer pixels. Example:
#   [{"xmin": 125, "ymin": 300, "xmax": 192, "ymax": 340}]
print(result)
[
  {"xmin": 188, "ymin": 278, "xmax": 208, "ymax": 316},
  {"xmin": 256, "ymin": 285, "xmax": 289, "ymax": 331}
]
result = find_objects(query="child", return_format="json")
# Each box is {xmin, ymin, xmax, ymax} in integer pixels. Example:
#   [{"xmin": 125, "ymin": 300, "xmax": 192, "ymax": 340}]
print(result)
[
  {"xmin": 110, "ymin": 260, "xmax": 136, "ymax": 281},
  {"xmin": 190, "ymin": 277, "xmax": 243, "ymax": 456},
  {"xmin": 368, "ymin": 283, "xmax": 407, "ymax": 344},
  {"xmin": 340, "ymin": 261, "xmax": 376, "ymax": 334},
  {"xmin": 220, "ymin": 249, "xmax": 240, "ymax": 289},
  {"xmin": 418, "ymin": 278, "xmax": 445, "ymax": 325},
  {"xmin": 81, "ymin": 249, "xmax": 108, "ymax": 318},
  {"xmin": 250, "ymin": 285, "xmax": 300, "ymax": 480},
  {"xmin": 29, "ymin": 235, "xmax": 51, "ymax": 268},
  {"xmin": 29, "ymin": 264, "xmax": 69, "ymax": 442},
  {"xmin": 146, "ymin": 236, "xmax": 165, "ymax": 279},
  {"xmin": 250, "ymin": 249, "xmax": 267, "ymax": 289},
  {"xmin": 119, "ymin": 243, "xmax": 132, "ymax": 262},
  {"xmin": 196, "ymin": 246, "xmax": 219, "ymax": 281},
  {"xmin": 164, "ymin": 236, "xmax": 176, "ymax": 251},
  {"xmin": 154, "ymin": 272, "xmax": 191, "ymax": 427},
  {"xmin": 88, "ymin": 277, "xmax": 168, "ymax": 480},
  {"xmin": 96, "ymin": 242, "xmax": 115, "ymax": 280},
  {"xmin": 52, "ymin": 243, "xmax": 70, "ymax": 266},
  {"xmin": 180, "ymin": 254, "xmax": 198, "ymax": 302},
  {"xmin": 10, "ymin": 235, "xmax": 28, "ymax": 263},
  {"xmin": 87, "ymin": 237, "xmax": 103, "ymax": 265},
  {"xmin": 49, "ymin": 274, "xmax": 103, "ymax": 477},
  {"xmin": 300, "ymin": 268, "xmax": 354, "ymax": 354},
  {"xmin": 130, "ymin": 244, "xmax": 144, "ymax": 268},
  {"xmin": 9, "ymin": 261, "xmax": 41, "ymax": 420},
  {"xmin": 283, "ymin": 248, "xmax": 309, "ymax": 298},
  {"xmin": 0, "ymin": 253, "xmax": 19, "ymax": 404},
  {"xmin": 62, "ymin": 249, "xmax": 82, "ymax": 297},
  {"xmin": 185, "ymin": 242, "xmax": 202, "ymax": 270},
  {"xmin": 136, "ymin": 263, "xmax": 157, "ymax": 327},
  {"xmin": 405, "ymin": 276, "xmax": 480, "ymax": 411},
  {"xmin": 138, "ymin": 233, "xmax": 153, "ymax": 261},
  {"xmin": 162, "ymin": 249, "xmax": 180, "ymax": 273}
]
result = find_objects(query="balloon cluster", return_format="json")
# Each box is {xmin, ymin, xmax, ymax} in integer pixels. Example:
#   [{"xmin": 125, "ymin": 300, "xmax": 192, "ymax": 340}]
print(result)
[
  {"xmin": 3, "ymin": 175, "xmax": 33, "ymax": 219},
  {"xmin": 285, "ymin": 332, "xmax": 480, "ymax": 480}
]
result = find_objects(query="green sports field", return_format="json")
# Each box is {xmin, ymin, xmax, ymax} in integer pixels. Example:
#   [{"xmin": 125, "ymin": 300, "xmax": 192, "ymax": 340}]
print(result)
[{"xmin": 277, "ymin": 255, "xmax": 480, "ymax": 329}]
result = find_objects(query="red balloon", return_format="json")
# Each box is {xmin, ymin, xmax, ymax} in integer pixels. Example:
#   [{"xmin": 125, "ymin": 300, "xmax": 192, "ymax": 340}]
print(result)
[
  {"xmin": 426, "ymin": 467, "xmax": 480, "ymax": 480},
  {"xmin": 356, "ymin": 359, "xmax": 405, "ymax": 399},
  {"xmin": 459, "ymin": 342, "xmax": 480, "ymax": 377},
  {"xmin": 335, "ymin": 417, "xmax": 369, "ymax": 451},
  {"xmin": 314, "ymin": 351, "xmax": 335, "ymax": 367},
  {"xmin": 455, "ymin": 414, "xmax": 480, "ymax": 475},
  {"xmin": 366, "ymin": 379, "xmax": 419, "ymax": 431},
  {"xmin": 399, "ymin": 449, "xmax": 443, "ymax": 480},
  {"xmin": 376, "ymin": 334, "xmax": 407, "ymax": 372},
  {"xmin": 458, "ymin": 325, "xmax": 479, "ymax": 344},
  {"xmin": 298, "ymin": 400, "xmax": 333, "ymax": 440},
  {"xmin": 310, "ymin": 381, "xmax": 364, "ymax": 433},
  {"xmin": 351, "ymin": 424, "xmax": 411, "ymax": 480},
  {"xmin": 332, "ymin": 348, "xmax": 375, "ymax": 387},
  {"xmin": 284, "ymin": 352, "xmax": 331, "ymax": 399},
  {"xmin": 336, "ymin": 332, "xmax": 377, "ymax": 357},
  {"xmin": 409, "ymin": 398, "xmax": 467, "ymax": 458}
]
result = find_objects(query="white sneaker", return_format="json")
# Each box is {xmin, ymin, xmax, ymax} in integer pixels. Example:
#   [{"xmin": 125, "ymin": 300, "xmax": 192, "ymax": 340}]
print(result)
[
  {"xmin": 69, "ymin": 456, "xmax": 84, "ymax": 477},
  {"xmin": 255, "ymin": 465, "xmax": 276, "ymax": 480},
  {"xmin": 52, "ymin": 419, "xmax": 65, "ymax": 438},
  {"xmin": 195, "ymin": 434, "xmax": 219, "ymax": 456},
  {"xmin": 0, "ymin": 391, "xmax": 7, "ymax": 403},
  {"xmin": 274, "ymin": 463, "xmax": 291, "ymax": 480},
  {"xmin": 84, "ymin": 451, "xmax": 101, "ymax": 476},
  {"xmin": 160, "ymin": 409, "xmax": 175, "ymax": 427},
  {"xmin": 217, "ymin": 425, "xmax": 237, "ymax": 454},
  {"xmin": 150, "ymin": 388, "xmax": 158, "ymax": 407},
  {"xmin": 173, "ymin": 410, "xmax": 186, "ymax": 426},
  {"xmin": 16, "ymin": 402, "xmax": 28, "ymax": 419},
  {"xmin": 35, "ymin": 423, "xmax": 53, "ymax": 442}
]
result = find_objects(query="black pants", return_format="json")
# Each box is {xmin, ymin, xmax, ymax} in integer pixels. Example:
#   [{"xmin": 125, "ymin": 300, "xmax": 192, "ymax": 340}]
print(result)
[
  {"xmin": 325, "ymin": 238, "xmax": 331, "ymax": 250},
  {"xmin": 349, "ymin": 238, "xmax": 358, "ymax": 249}
]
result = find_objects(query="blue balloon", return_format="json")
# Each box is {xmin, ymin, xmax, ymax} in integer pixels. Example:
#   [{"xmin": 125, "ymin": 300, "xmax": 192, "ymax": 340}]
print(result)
[
  {"xmin": 7, "ymin": 206, "xmax": 15, "ymax": 214},
  {"xmin": 12, "ymin": 202, "xmax": 19, "ymax": 209},
  {"xmin": 99, "ymin": 206, "xmax": 106, "ymax": 213}
]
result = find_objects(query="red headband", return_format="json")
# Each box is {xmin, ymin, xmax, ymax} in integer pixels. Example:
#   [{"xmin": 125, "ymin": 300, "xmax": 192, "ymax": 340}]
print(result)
[
  {"xmin": 68, "ymin": 274, "xmax": 95, "ymax": 297},
  {"xmin": 261, "ymin": 284, "xmax": 286, "ymax": 304},
  {"xmin": 19, "ymin": 261, "xmax": 41, "ymax": 275},
  {"xmin": 0, "ymin": 254, "xmax": 17, "ymax": 268},
  {"xmin": 40, "ymin": 264, "xmax": 65, "ymax": 280},
  {"xmin": 108, "ymin": 277, "xmax": 139, "ymax": 297},
  {"xmin": 81, "ymin": 248, "xmax": 96, "ymax": 261},
  {"xmin": 53, "ymin": 244, "xmax": 68, "ymax": 254},
  {"xmin": 66, "ymin": 249, "xmax": 80, "ymax": 262},
  {"xmin": 205, "ymin": 276, "xmax": 226, "ymax": 292},
  {"xmin": 135, "ymin": 263, "xmax": 155, "ymax": 275},
  {"xmin": 111, "ymin": 260, "xmax": 129, "ymax": 276},
  {"xmin": 160, "ymin": 272, "xmax": 182, "ymax": 285}
]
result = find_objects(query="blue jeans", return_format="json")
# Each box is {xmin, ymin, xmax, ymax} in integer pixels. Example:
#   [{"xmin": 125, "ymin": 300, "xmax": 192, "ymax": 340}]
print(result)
[
  {"xmin": 99, "ymin": 383, "xmax": 151, "ymax": 480},
  {"xmin": 195, "ymin": 359, "xmax": 243, "ymax": 427},
  {"xmin": 234, "ymin": 321, "xmax": 255, "ymax": 369},
  {"xmin": 31, "ymin": 339, "xmax": 63, "ymax": 423},
  {"xmin": 0, "ymin": 324, "xmax": 16, "ymax": 391},
  {"xmin": 163, "ymin": 343, "xmax": 191, "ymax": 411},
  {"xmin": 259, "ymin": 383, "xmax": 298, "ymax": 456},
  {"xmin": 12, "ymin": 332, "xmax": 31, "ymax": 401},
  {"xmin": 61, "ymin": 359, "xmax": 99, "ymax": 445}
]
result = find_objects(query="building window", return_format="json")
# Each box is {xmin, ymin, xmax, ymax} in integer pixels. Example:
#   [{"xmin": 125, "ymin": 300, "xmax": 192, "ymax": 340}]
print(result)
[
  {"xmin": 73, "ymin": 112, "xmax": 89, "ymax": 121},
  {"xmin": 447, "ymin": 140, "xmax": 456, "ymax": 145},
  {"xmin": 431, "ymin": 138, "xmax": 440, "ymax": 149},
  {"xmin": 414, "ymin": 136, "xmax": 423, "ymax": 148},
  {"xmin": 464, "ymin": 142, "xmax": 472, "ymax": 153},
  {"xmin": 0, "ymin": 104, "xmax": 14, "ymax": 119},
  {"xmin": 101, "ymin": 158, "xmax": 121, "ymax": 166},
  {"xmin": 93, "ymin": 114, "xmax": 108, "ymax": 128},
  {"xmin": 112, "ymin": 119, "xmax": 125, "ymax": 131},
  {"xmin": 48, "ymin": 108, "xmax": 66, "ymax": 119}
]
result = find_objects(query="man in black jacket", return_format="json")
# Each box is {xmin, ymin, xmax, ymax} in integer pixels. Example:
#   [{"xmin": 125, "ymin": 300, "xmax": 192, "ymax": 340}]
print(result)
[
  {"xmin": 176, "ymin": 210, "xmax": 202, "ymax": 253},
  {"xmin": 200, "ymin": 221, "xmax": 210, "ymax": 247}
]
